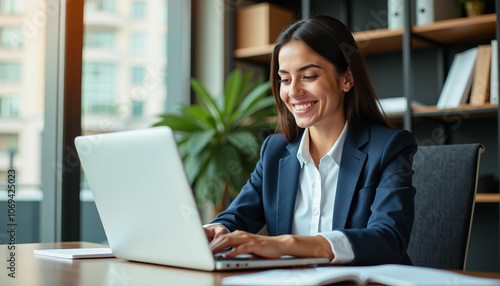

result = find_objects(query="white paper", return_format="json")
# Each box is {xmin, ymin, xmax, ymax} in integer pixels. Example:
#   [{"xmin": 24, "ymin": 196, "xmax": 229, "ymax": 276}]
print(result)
[
  {"xmin": 34, "ymin": 248, "xmax": 114, "ymax": 259},
  {"xmin": 222, "ymin": 265, "xmax": 500, "ymax": 286}
]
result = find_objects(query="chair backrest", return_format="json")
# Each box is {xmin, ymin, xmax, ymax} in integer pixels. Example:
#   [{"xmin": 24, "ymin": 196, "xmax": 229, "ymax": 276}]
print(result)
[{"xmin": 407, "ymin": 143, "xmax": 484, "ymax": 270}]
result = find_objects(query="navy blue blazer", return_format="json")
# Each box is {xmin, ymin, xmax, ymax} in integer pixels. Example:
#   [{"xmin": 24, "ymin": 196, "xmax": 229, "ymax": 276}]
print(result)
[{"xmin": 212, "ymin": 123, "xmax": 417, "ymax": 265}]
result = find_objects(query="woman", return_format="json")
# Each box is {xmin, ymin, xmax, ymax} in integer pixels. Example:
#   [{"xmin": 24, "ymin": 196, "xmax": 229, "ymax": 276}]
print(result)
[{"xmin": 205, "ymin": 15, "xmax": 416, "ymax": 265}]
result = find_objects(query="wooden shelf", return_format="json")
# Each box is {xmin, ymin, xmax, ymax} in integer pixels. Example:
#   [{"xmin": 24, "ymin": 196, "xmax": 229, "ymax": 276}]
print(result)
[
  {"xmin": 412, "ymin": 13, "xmax": 496, "ymax": 45},
  {"xmin": 476, "ymin": 193, "xmax": 500, "ymax": 203},
  {"xmin": 386, "ymin": 103, "xmax": 498, "ymax": 120},
  {"xmin": 353, "ymin": 28, "xmax": 405, "ymax": 55},
  {"xmin": 233, "ymin": 44, "xmax": 274, "ymax": 64},
  {"xmin": 233, "ymin": 13, "xmax": 497, "ymax": 61}
]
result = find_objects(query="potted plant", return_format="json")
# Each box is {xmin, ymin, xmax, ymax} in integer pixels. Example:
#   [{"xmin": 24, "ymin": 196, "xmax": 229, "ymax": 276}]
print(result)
[
  {"xmin": 153, "ymin": 69, "xmax": 276, "ymax": 213},
  {"xmin": 458, "ymin": 0, "xmax": 487, "ymax": 16}
]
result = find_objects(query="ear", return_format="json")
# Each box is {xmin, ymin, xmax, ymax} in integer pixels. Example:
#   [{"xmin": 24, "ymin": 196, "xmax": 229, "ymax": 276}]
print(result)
[{"xmin": 342, "ymin": 67, "xmax": 354, "ymax": 92}]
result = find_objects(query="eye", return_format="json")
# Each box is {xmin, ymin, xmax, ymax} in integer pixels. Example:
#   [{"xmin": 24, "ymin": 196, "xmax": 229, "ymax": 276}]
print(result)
[
  {"xmin": 303, "ymin": 75, "xmax": 318, "ymax": 80},
  {"xmin": 278, "ymin": 78, "xmax": 290, "ymax": 84}
]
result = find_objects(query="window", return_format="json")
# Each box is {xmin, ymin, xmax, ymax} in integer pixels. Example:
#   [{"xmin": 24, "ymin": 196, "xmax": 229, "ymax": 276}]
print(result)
[
  {"xmin": 132, "ymin": 1, "xmax": 146, "ymax": 20},
  {"xmin": 84, "ymin": 30, "xmax": 115, "ymax": 50},
  {"xmin": 131, "ymin": 100, "xmax": 143, "ymax": 118},
  {"xmin": 160, "ymin": 2, "xmax": 168, "ymax": 22},
  {"xmin": 0, "ymin": 62, "xmax": 21, "ymax": 83},
  {"xmin": 131, "ymin": 66, "xmax": 145, "ymax": 85},
  {"xmin": 0, "ymin": 96, "xmax": 20, "ymax": 118},
  {"xmin": 0, "ymin": 133, "xmax": 18, "ymax": 154},
  {"xmin": 0, "ymin": 0, "xmax": 24, "ymax": 14},
  {"xmin": 1, "ymin": 27, "xmax": 23, "ymax": 49},
  {"xmin": 130, "ymin": 33, "xmax": 147, "ymax": 54},
  {"xmin": 81, "ymin": 62, "xmax": 116, "ymax": 114},
  {"xmin": 84, "ymin": 0, "xmax": 116, "ymax": 13}
]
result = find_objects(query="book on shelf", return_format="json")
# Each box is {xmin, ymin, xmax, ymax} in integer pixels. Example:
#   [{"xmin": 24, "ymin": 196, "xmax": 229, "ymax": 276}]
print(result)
[
  {"xmin": 491, "ymin": 39, "xmax": 499, "ymax": 104},
  {"xmin": 378, "ymin": 97, "xmax": 425, "ymax": 113},
  {"xmin": 387, "ymin": 0, "xmax": 404, "ymax": 30},
  {"xmin": 222, "ymin": 264, "xmax": 500, "ymax": 286},
  {"xmin": 437, "ymin": 47, "xmax": 478, "ymax": 110},
  {"xmin": 470, "ymin": 44, "xmax": 492, "ymax": 105},
  {"xmin": 415, "ymin": 0, "xmax": 462, "ymax": 26}
]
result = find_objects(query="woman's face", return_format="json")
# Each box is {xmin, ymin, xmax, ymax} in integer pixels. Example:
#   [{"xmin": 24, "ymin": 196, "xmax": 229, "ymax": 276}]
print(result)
[{"xmin": 277, "ymin": 40, "xmax": 352, "ymax": 131}]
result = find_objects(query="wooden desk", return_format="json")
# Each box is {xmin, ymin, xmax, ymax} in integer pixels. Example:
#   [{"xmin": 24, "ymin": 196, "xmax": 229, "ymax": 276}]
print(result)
[{"xmin": 2, "ymin": 242, "xmax": 500, "ymax": 286}]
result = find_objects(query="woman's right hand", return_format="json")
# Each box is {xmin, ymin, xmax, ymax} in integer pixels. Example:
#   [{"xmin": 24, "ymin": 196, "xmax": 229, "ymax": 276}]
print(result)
[{"xmin": 203, "ymin": 224, "xmax": 229, "ymax": 243}]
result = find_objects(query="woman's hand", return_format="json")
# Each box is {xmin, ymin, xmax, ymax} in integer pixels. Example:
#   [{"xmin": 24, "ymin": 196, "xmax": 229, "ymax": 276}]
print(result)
[
  {"xmin": 209, "ymin": 230, "xmax": 335, "ymax": 261},
  {"xmin": 203, "ymin": 224, "xmax": 229, "ymax": 243},
  {"xmin": 209, "ymin": 230, "xmax": 288, "ymax": 259}
]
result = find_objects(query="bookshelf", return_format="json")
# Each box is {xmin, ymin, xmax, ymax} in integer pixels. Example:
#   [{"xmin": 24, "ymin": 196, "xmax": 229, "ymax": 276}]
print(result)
[
  {"xmin": 234, "ymin": 13, "xmax": 496, "ymax": 60},
  {"xmin": 233, "ymin": 8, "xmax": 499, "ymax": 203}
]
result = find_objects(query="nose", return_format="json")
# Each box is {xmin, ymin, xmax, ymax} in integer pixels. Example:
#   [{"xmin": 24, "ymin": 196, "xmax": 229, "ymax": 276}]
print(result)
[{"xmin": 288, "ymin": 80, "xmax": 304, "ymax": 98}]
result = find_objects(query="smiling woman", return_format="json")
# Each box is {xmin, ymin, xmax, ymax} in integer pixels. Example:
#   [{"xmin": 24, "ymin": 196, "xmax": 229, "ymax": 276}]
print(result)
[
  {"xmin": 205, "ymin": 15, "xmax": 417, "ymax": 266},
  {"xmin": 277, "ymin": 41, "xmax": 351, "ymax": 160}
]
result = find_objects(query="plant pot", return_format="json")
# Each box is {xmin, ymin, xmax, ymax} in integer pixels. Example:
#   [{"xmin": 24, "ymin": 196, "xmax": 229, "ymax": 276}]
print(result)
[{"xmin": 465, "ymin": 0, "xmax": 486, "ymax": 17}]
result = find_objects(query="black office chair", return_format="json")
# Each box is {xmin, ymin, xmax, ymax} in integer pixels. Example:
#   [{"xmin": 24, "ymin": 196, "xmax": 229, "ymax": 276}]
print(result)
[{"xmin": 407, "ymin": 143, "xmax": 484, "ymax": 270}]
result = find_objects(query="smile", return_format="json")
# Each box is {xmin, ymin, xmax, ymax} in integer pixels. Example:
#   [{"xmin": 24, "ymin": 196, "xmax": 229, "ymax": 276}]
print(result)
[{"xmin": 294, "ymin": 102, "xmax": 316, "ymax": 111}]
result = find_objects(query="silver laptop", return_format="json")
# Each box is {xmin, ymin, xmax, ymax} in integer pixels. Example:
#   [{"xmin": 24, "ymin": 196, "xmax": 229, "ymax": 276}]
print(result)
[{"xmin": 74, "ymin": 126, "xmax": 330, "ymax": 271}]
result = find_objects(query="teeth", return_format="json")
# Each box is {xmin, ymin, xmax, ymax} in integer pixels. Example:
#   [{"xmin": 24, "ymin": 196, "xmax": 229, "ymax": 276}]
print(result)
[{"xmin": 295, "ymin": 103, "xmax": 314, "ymax": 111}]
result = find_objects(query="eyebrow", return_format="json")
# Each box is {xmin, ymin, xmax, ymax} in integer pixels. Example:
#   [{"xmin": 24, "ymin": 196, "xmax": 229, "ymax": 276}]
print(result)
[{"xmin": 278, "ymin": 64, "xmax": 322, "ymax": 74}]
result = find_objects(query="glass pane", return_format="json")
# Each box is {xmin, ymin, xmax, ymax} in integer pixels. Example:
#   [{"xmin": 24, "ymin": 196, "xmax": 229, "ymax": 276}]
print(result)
[
  {"xmin": 1, "ymin": 27, "xmax": 23, "ymax": 49},
  {"xmin": 132, "ymin": 1, "xmax": 146, "ymax": 20},
  {"xmin": 0, "ymin": 0, "xmax": 45, "ymax": 243},
  {"xmin": 81, "ymin": 0, "xmax": 168, "ymax": 243},
  {"xmin": 0, "ymin": 0, "xmax": 25, "ymax": 15}
]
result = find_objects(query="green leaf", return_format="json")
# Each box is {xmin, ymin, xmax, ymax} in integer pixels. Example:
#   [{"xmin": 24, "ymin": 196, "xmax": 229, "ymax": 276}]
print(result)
[
  {"xmin": 238, "ymin": 96, "xmax": 276, "ymax": 120},
  {"xmin": 215, "ymin": 144, "xmax": 243, "ymax": 195},
  {"xmin": 224, "ymin": 69, "xmax": 243, "ymax": 116},
  {"xmin": 231, "ymin": 81, "xmax": 272, "ymax": 125},
  {"xmin": 226, "ymin": 132, "xmax": 260, "ymax": 156},
  {"xmin": 190, "ymin": 78, "xmax": 222, "ymax": 123},
  {"xmin": 238, "ymin": 120, "xmax": 277, "ymax": 132},
  {"xmin": 185, "ymin": 130, "xmax": 216, "ymax": 157},
  {"xmin": 239, "ymin": 70, "xmax": 255, "ymax": 101},
  {"xmin": 195, "ymin": 158, "xmax": 225, "ymax": 207},
  {"xmin": 184, "ymin": 148, "xmax": 211, "ymax": 183},
  {"xmin": 180, "ymin": 105, "xmax": 215, "ymax": 129},
  {"xmin": 153, "ymin": 115, "xmax": 203, "ymax": 133}
]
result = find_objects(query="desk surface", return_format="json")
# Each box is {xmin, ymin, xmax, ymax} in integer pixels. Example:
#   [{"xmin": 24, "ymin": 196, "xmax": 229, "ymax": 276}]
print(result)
[{"xmin": 2, "ymin": 242, "xmax": 500, "ymax": 286}]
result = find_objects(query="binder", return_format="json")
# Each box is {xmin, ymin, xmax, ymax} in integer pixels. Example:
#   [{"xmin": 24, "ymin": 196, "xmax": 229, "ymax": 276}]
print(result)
[
  {"xmin": 437, "ymin": 47, "xmax": 478, "ymax": 109},
  {"xmin": 388, "ymin": 0, "xmax": 404, "ymax": 30},
  {"xmin": 470, "ymin": 45, "xmax": 491, "ymax": 105},
  {"xmin": 491, "ymin": 40, "xmax": 499, "ymax": 104},
  {"xmin": 415, "ymin": 0, "xmax": 462, "ymax": 26}
]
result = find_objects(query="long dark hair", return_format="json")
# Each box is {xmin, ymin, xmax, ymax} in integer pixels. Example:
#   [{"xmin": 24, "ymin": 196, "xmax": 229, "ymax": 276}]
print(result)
[{"xmin": 270, "ymin": 15, "xmax": 390, "ymax": 143}]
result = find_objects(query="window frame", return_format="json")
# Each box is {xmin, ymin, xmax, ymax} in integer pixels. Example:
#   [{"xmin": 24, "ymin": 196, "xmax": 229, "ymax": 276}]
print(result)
[{"xmin": 40, "ymin": 0, "xmax": 191, "ymax": 242}]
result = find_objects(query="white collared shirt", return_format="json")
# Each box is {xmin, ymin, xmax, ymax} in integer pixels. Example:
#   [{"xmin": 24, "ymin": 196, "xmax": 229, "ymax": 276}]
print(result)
[{"xmin": 292, "ymin": 122, "xmax": 355, "ymax": 264}]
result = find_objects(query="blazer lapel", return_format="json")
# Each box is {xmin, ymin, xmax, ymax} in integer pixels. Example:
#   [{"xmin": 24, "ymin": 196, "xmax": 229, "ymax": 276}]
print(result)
[
  {"xmin": 332, "ymin": 126, "xmax": 369, "ymax": 229},
  {"xmin": 275, "ymin": 141, "xmax": 300, "ymax": 235}
]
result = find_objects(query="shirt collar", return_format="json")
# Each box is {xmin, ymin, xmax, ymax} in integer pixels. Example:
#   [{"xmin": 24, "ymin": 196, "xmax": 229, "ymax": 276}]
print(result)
[{"xmin": 296, "ymin": 122, "xmax": 349, "ymax": 168}]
